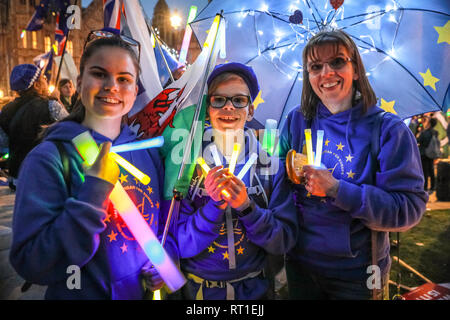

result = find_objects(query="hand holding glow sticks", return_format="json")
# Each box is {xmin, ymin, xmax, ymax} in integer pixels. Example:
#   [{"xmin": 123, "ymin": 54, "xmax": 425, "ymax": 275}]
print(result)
[{"xmin": 72, "ymin": 131, "xmax": 186, "ymax": 292}]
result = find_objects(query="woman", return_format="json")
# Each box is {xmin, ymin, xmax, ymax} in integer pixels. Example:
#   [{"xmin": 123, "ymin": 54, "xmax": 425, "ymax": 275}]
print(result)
[
  {"xmin": 417, "ymin": 116, "xmax": 439, "ymax": 193},
  {"xmin": 279, "ymin": 30, "xmax": 428, "ymax": 300},
  {"xmin": 9, "ymin": 31, "xmax": 176, "ymax": 299},
  {"xmin": 58, "ymin": 78, "xmax": 76, "ymax": 113},
  {"xmin": 177, "ymin": 63, "xmax": 298, "ymax": 300}
]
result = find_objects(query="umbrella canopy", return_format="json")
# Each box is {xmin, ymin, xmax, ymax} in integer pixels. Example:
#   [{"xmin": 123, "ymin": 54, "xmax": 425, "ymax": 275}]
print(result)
[{"xmin": 191, "ymin": 0, "xmax": 450, "ymax": 129}]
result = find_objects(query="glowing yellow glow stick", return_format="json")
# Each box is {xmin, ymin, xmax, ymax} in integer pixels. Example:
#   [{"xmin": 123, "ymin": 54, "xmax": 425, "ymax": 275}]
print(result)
[
  {"xmin": 228, "ymin": 143, "xmax": 241, "ymax": 175},
  {"xmin": 109, "ymin": 152, "xmax": 151, "ymax": 185},
  {"xmin": 197, "ymin": 157, "xmax": 231, "ymax": 199},
  {"xmin": 304, "ymin": 129, "xmax": 314, "ymax": 165}
]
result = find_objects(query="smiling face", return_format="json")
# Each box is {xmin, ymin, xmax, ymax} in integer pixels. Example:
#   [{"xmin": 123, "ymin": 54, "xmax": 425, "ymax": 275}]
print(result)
[
  {"xmin": 77, "ymin": 46, "xmax": 138, "ymax": 122},
  {"xmin": 60, "ymin": 80, "xmax": 75, "ymax": 98},
  {"xmin": 208, "ymin": 75, "xmax": 254, "ymax": 132},
  {"xmin": 307, "ymin": 44, "xmax": 358, "ymax": 113}
]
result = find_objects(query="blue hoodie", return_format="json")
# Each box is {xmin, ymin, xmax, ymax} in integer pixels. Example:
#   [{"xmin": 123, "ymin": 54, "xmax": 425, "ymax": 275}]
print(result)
[
  {"xmin": 177, "ymin": 128, "xmax": 298, "ymax": 299},
  {"xmin": 279, "ymin": 102, "xmax": 428, "ymax": 280},
  {"xmin": 9, "ymin": 121, "xmax": 176, "ymax": 299}
]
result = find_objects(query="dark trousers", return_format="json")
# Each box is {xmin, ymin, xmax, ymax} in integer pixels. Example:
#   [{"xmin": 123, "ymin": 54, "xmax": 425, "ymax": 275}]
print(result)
[
  {"xmin": 285, "ymin": 259, "xmax": 389, "ymax": 300},
  {"xmin": 421, "ymin": 156, "xmax": 435, "ymax": 190}
]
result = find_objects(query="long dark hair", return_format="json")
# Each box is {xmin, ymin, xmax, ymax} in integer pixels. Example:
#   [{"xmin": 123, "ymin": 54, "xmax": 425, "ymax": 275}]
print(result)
[
  {"xmin": 301, "ymin": 29, "xmax": 377, "ymax": 119},
  {"xmin": 61, "ymin": 36, "xmax": 141, "ymax": 124}
]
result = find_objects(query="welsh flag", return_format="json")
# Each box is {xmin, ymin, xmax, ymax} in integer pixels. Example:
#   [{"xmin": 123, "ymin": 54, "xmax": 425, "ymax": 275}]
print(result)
[{"xmin": 127, "ymin": 15, "xmax": 226, "ymax": 200}]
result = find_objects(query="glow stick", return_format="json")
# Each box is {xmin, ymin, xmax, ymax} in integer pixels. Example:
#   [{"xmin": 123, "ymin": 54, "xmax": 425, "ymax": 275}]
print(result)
[
  {"xmin": 236, "ymin": 153, "xmax": 258, "ymax": 180},
  {"xmin": 110, "ymin": 136, "xmax": 164, "ymax": 153},
  {"xmin": 210, "ymin": 144, "xmax": 222, "ymax": 167},
  {"xmin": 304, "ymin": 129, "xmax": 314, "ymax": 165},
  {"xmin": 228, "ymin": 143, "xmax": 241, "ymax": 175},
  {"xmin": 262, "ymin": 119, "xmax": 277, "ymax": 155},
  {"xmin": 178, "ymin": 5, "xmax": 197, "ymax": 64},
  {"xmin": 109, "ymin": 152, "xmax": 151, "ymax": 185},
  {"xmin": 197, "ymin": 157, "xmax": 230, "ymax": 199},
  {"xmin": 72, "ymin": 132, "xmax": 186, "ymax": 292},
  {"xmin": 314, "ymin": 130, "xmax": 324, "ymax": 167}
]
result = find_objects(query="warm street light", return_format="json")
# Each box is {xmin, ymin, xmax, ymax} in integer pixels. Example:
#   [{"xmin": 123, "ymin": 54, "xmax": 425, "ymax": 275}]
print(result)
[{"xmin": 170, "ymin": 11, "xmax": 182, "ymax": 29}]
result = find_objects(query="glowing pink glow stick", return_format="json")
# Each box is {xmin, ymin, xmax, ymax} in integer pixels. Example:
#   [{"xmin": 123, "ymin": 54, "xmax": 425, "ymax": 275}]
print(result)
[{"xmin": 72, "ymin": 131, "xmax": 186, "ymax": 292}]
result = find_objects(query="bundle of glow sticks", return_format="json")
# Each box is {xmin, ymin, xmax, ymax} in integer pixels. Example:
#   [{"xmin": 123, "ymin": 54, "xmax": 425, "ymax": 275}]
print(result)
[{"xmin": 72, "ymin": 131, "xmax": 186, "ymax": 292}]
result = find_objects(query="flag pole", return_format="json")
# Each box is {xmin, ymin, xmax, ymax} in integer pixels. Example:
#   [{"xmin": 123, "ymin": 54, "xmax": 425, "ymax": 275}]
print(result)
[
  {"xmin": 148, "ymin": 24, "xmax": 175, "ymax": 84},
  {"xmin": 160, "ymin": 13, "xmax": 224, "ymax": 246},
  {"xmin": 55, "ymin": 0, "xmax": 78, "ymax": 86}
]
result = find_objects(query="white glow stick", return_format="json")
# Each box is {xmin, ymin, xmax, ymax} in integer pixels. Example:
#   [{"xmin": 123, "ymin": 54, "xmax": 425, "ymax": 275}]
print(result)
[
  {"xmin": 236, "ymin": 153, "xmax": 258, "ymax": 180},
  {"xmin": 210, "ymin": 144, "xmax": 222, "ymax": 167},
  {"xmin": 110, "ymin": 136, "xmax": 164, "ymax": 153},
  {"xmin": 304, "ymin": 129, "xmax": 314, "ymax": 165},
  {"xmin": 178, "ymin": 6, "xmax": 197, "ymax": 64},
  {"xmin": 72, "ymin": 132, "xmax": 186, "ymax": 292},
  {"xmin": 314, "ymin": 130, "xmax": 324, "ymax": 167},
  {"xmin": 228, "ymin": 143, "xmax": 241, "ymax": 175}
]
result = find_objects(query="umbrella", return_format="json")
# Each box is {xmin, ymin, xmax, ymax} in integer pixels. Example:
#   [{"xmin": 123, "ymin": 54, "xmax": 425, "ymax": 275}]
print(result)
[{"xmin": 190, "ymin": 0, "xmax": 450, "ymax": 129}]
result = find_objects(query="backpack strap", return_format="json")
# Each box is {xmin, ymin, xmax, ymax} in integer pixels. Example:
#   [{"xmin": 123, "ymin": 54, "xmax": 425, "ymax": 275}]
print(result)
[{"xmin": 54, "ymin": 141, "xmax": 71, "ymax": 196}]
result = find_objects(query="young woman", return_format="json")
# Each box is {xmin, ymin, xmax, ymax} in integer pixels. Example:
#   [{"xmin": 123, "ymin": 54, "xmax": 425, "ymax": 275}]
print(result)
[
  {"xmin": 279, "ymin": 29, "xmax": 428, "ymax": 300},
  {"xmin": 9, "ymin": 31, "xmax": 177, "ymax": 299},
  {"xmin": 177, "ymin": 62, "xmax": 298, "ymax": 300}
]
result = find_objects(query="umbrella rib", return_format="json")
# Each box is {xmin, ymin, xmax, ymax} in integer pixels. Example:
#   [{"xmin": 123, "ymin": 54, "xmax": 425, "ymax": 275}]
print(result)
[
  {"xmin": 279, "ymin": 71, "xmax": 302, "ymax": 125},
  {"xmin": 351, "ymin": 35, "xmax": 442, "ymax": 110}
]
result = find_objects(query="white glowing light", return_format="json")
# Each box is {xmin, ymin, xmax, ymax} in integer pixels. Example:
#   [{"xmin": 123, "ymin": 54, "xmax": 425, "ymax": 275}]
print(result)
[
  {"xmin": 261, "ymin": 3, "xmax": 269, "ymax": 12},
  {"xmin": 258, "ymin": 30, "xmax": 264, "ymax": 36},
  {"xmin": 237, "ymin": 22, "xmax": 242, "ymax": 28}
]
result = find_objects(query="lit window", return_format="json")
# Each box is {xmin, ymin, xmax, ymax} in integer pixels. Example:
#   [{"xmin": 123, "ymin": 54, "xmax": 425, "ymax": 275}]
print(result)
[
  {"xmin": 67, "ymin": 40, "xmax": 73, "ymax": 55},
  {"xmin": 44, "ymin": 36, "xmax": 51, "ymax": 52},
  {"xmin": 22, "ymin": 31, "xmax": 27, "ymax": 48},
  {"xmin": 32, "ymin": 32, "xmax": 37, "ymax": 49}
]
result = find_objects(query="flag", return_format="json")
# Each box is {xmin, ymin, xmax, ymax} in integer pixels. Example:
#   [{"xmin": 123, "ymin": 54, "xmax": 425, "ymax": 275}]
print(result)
[
  {"xmin": 127, "ymin": 15, "xmax": 226, "ymax": 200},
  {"xmin": 25, "ymin": 0, "xmax": 50, "ymax": 31},
  {"xmin": 121, "ymin": 0, "xmax": 163, "ymax": 117},
  {"xmin": 54, "ymin": 12, "xmax": 66, "ymax": 56},
  {"xmin": 103, "ymin": 0, "xmax": 123, "ymax": 29},
  {"xmin": 33, "ymin": 50, "xmax": 54, "ymax": 82}
]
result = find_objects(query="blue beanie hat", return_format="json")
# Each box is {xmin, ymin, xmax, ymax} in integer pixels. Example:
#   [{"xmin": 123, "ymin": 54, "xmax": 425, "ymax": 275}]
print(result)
[
  {"xmin": 207, "ymin": 62, "xmax": 260, "ymax": 101},
  {"xmin": 10, "ymin": 64, "xmax": 42, "ymax": 92}
]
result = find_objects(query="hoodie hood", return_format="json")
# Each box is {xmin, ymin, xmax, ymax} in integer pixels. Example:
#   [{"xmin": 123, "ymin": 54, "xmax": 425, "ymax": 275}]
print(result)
[
  {"xmin": 316, "ymin": 101, "xmax": 384, "ymax": 155},
  {"xmin": 44, "ymin": 120, "xmax": 138, "ymax": 146}
]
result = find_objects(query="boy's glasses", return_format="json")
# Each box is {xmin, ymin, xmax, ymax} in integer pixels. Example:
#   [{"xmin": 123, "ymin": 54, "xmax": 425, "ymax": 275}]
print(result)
[
  {"xmin": 208, "ymin": 95, "xmax": 251, "ymax": 109},
  {"xmin": 84, "ymin": 30, "xmax": 141, "ymax": 62},
  {"xmin": 307, "ymin": 56, "xmax": 352, "ymax": 75}
]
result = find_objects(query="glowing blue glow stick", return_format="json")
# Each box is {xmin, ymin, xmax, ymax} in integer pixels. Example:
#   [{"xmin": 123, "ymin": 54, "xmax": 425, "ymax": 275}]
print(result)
[
  {"xmin": 314, "ymin": 130, "xmax": 324, "ymax": 167},
  {"xmin": 236, "ymin": 153, "xmax": 258, "ymax": 180},
  {"xmin": 111, "ymin": 136, "xmax": 164, "ymax": 153}
]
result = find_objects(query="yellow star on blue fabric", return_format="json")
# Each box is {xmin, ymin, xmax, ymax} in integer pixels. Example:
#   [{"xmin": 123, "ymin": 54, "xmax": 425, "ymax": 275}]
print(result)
[
  {"xmin": 345, "ymin": 154, "xmax": 354, "ymax": 162},
  {"xmin": 119, "ymin": 173, "xmax": 128, "ymax": 184},
  {"xmin": 434, "ymin": 20, "xmax": 450, "ymax": 45},
  {"xmin": 380, "ymin": 98, "xmax": 397, "ymax": 114},
  {"xmin": 336, "ymin": 142, "xmax": 345, "ymax": 151},
  {"xmin": 419, "ymin": 68, "xmax": 440, "ymax": 91},
  {"xmin": 347, "ymin": 169, "xmax": 356, "ymax": 179},
  {"xmin": 252, "ymin": 90, "xmax": 265, "ymax": 110}
]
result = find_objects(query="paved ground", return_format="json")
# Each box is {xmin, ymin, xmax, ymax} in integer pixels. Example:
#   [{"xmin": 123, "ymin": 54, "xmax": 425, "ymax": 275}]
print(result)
[{"xmin": 0, "ymin": 184, "xmax": 449, "ymax": 300}]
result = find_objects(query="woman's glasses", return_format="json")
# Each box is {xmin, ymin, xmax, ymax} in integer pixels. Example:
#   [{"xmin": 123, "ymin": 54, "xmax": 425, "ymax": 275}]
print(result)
[
  {"xmin": 84, "ymin": 30, "xmax": 141, "ymax": 62},
  {"xmin": 307, "ymin": 56, "xmax": 352, "ymax": 75},
  {"xmin": 208, "ymin": 95, "xmax": 251, "ymax": 109}
]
